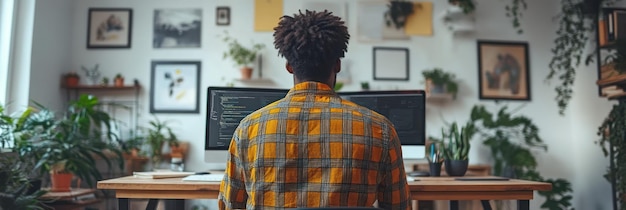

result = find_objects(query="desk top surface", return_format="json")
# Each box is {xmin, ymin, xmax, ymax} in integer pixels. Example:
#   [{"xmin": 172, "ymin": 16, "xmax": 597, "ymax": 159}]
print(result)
[{"xmin": 98, "ymin": 176, "xmax": 551, "ymax": 192}]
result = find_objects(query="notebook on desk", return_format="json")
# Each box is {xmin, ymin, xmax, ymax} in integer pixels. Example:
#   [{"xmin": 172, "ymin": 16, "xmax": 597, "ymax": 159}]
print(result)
[{"xmin": 133, "ymin": 171, "xmax": 195, "ymax": 179}]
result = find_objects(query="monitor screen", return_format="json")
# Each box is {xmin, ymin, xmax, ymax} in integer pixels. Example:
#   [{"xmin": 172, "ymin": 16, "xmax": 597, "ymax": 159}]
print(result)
[
  {"xmin": 205, "ymin": 87, "xmax": 289, "ymax": 151},
  {"xmin": 339, "ymin": 90, "xmax": 426, "ymax": 159}
]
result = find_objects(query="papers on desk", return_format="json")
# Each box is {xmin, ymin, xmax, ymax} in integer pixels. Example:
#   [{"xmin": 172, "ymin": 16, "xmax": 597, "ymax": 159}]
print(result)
[{"xmin": 133, "ymin": 171, "xmax": 194, "ymax": 179}]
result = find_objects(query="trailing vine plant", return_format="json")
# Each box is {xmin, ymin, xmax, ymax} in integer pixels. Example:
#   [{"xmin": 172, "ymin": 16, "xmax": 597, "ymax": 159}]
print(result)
[
  {"xmin": 597, "ymin": 102, "xmax": 626, "ymax": 209},
  {"xmin": 506, "ymin": 0, "xmax": 527, "ymax": 34},
  {"xmin": 384, "ymin": 0, "xmax": 415, "ymax": 29}
]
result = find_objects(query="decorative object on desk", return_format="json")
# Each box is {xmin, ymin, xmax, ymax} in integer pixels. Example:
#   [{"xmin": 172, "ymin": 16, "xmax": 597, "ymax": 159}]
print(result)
[
  {"xmin": 0, "ymin": 154, "xmax": 46, "ymax": 210},
  {"xmin": 437, "ymin": 121, "xmax": 475, "ymax": 176},
  {"xmin": 448, "ymin": 0, "xmax": 475, "ymax": 14},
  {"xmin": 360, "ymin": 81, "xmax": 370, "ymax": 91},
  {"xmin": 114, "ymin": 73, "xmax": 124, "ymax": 87},
  {"xmin": 427, "ymin": 144, "xmax": 443, "ymax": 176},
  {"xmin": 468, "ymin": 104, "xmax": 574, "ymax": 209},
  {"xmin": 150, "ymin": 61, "xmax": 200, "ymax": 114},
  {"xmin": 597, "ymin": 100, "xmax": 626, "ymax": 209},
  {"xmin": 221, "ymin": 31, "xmax": 265, "ymax": 80},
  {"xmin": 216, "ymin": 6, "xmax": 230, "ymax": 26},
  {"xmin": 142, "ymin": 116, "xmax": 178, "ymax": 170},
  {"xmin": 81, "ymin": 64, "xmax": 101, "ymax": 85},
  {"xmin": 13, "ymin": 95, "xmax": 124, "ymax": 191},
  {"xmin": 422, "ymin": 68, "xmax": 458, "ymax": 99},
  {"xmin": 63, "ymin": 72, "xmax": 80, "ymax": 87},
  {"xmin": 384, "ymin": 0, "xmax": 415, "ymax": 29},
  {"xmin": 373, "ymin": 47, "xmax": 409, "ymax": 81},
  {"xmin": 87, "ymin": 8, "xmax": 132, "ymax": 49},
  {"xmin": 101, "ymin": 77, "xmax": 109, "ymax": 86},
  {"xmin": 477, "ymin": 40, "xmax": 530, "ymax": 101},
  {"xmin": 153, "ymin": 8, "xmax": 202, "ymax": 48}
]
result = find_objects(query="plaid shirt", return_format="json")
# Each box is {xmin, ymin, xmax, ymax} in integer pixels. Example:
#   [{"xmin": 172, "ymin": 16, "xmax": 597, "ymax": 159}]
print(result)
[{"xmin": 218, "ymin": 82, "xmax": 411, "ymax": 210}]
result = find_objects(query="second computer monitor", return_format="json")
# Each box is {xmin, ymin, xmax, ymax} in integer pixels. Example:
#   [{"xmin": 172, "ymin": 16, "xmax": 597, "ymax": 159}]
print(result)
[{"xmin": 339, "ymin": 90, "xmax": 426, "ymax": 159}]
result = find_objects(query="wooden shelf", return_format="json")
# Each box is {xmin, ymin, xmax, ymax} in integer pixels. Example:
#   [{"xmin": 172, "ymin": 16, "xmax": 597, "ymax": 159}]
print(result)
[
  {"xmin": 597, "ymin": 74, "xmax": 626, "ymax": 88},
  {"xmin": 234, "ymin": 78, "xmax": 275, "ymax": 85},
  {"xmin": 61, "ymin": 84, "xmax": 140, "ymax": 90}
]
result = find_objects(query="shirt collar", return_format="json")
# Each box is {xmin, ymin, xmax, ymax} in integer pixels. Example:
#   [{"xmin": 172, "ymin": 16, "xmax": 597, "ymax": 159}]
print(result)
[{"xmin": 286, "ymin": 81, "xmax": 336, "ymax": 97}]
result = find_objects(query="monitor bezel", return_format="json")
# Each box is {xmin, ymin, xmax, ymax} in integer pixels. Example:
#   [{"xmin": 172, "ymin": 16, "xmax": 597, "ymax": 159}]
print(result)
[
  {"xmin": 205, "ymin": 86, "xmax": 290, "ymax": 150},
  {"xmin": 339, "ymin": 90, "xmax": 426, "ymax": 146}
]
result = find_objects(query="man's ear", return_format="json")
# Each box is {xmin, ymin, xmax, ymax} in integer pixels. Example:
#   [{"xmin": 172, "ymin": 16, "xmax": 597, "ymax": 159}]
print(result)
[
  {"xmin": 286, "ymin": 63, "xmax": 294, "ymax": 74},
  {"xmin": 334, "ymin": 59, "xmax": 341, "ymax": 73}
]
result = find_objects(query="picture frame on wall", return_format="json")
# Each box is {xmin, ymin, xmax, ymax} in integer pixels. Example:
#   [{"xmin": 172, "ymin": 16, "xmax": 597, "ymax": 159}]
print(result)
[
  {"xmin": 153, "ymin": 8, "xmax": 202, "ymax": 48},
  {"xmin": 477, "ymin": 40, "xmax": 531, "ymax": 101},
  {"xmin": 373, "ymin": 47, "xmax": 409, "ymax": 81},
  {"xmin": 150, "ymin": 61, "xmax": 201, "ymax": 114},
  {"xmin": 87, "ymin": 8, "xmax": 132, "ymax": 49},
  {"xmin": 216, "ymin": 6, "xmax": 230, "ymax": 26}
]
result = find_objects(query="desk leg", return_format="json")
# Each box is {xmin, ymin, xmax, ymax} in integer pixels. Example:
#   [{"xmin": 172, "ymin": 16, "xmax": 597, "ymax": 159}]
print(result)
[
  {"xmin": 146, "ymin": 199, "xmax": 159, "ymax": 210},
  {"xmin": 480, "ymin": 200, "xmax": 492, "ymax": 210},
  {"xmin": 449, "ymin": 200, "xmax": 459, "ymax": 210},
  {"xmin": 164, "ymin": 199, "xmax": 185, "ymax": 209},
  {"xmin": 118, "ymin": 198, "xmax": 129, "ymax": 210},
  {"xmin": 517, "ymin": 200, "xmax": 529, "ymax": 210}
]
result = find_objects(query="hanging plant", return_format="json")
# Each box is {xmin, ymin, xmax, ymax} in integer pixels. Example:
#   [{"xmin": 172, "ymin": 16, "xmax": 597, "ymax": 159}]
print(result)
[
  {"xmin": 597, "ymin": 102, "xmax": 626, "ymax": 209},
  {"xmin": 384, "ymin": 0, "xmax": 416, "ymax": 29},
  {"xmin": 449, "ymin": 0, "xmax": 476, "ymax": 14},
  {"xmin": 505, "ymin": 0, "xmax": 527, "ymax": 34}
]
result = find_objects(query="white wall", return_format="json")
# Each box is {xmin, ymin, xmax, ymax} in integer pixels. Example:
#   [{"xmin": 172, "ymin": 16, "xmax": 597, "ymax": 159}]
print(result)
[{"xmin": 27, "ymin": 0, "xmax": 616, "ymax": 209}]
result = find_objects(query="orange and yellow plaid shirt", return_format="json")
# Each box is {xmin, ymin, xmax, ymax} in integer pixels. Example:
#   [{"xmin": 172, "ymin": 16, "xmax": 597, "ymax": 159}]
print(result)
[{"xmin": 218, "ymin": 81, "xmax": 411, "ymax": 210}]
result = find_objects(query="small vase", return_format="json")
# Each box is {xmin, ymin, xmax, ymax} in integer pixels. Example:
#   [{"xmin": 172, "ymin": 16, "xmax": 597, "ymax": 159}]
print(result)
[
  {"xmin": 444, "ymin": 159, "xmax": 469, "ymax": 176},
  {"xmin": 240, "ymin": 67, "xmax": 253, "ymax": 80},
  {"xmin": 114, "ymin": 78, "xmax": 124, "ymax": 87}
]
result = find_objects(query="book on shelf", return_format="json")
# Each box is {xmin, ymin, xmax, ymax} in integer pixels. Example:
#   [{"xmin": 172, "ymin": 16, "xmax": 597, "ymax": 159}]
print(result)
[
  {"xmin": 600, "ymin": 8, "xmax": 626, "ymax": 47},
  {"xmin": 132, "ymin": 171, "xmax": 194, "ymax": 179}
]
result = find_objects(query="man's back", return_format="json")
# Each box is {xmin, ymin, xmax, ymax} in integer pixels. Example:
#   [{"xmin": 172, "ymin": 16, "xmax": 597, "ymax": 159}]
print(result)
[{"xmin": 218, "ymin": 82, "xmax": 411, "ymax": 209}]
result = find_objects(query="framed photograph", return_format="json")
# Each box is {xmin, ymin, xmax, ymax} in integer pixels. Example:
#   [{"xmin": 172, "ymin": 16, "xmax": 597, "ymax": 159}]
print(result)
[
  {"xmin": 153, "ymin": 8, "xmax": 202, "ymax": 48},
  {"xmin": 216, "ymin": 7, "xmax": 230, "ymax": 26},
  {"xmin": 373, "ymin": 47, "xmax": 409, "ymax": 80},
  {"xmin": 87, "ymin": 8, "xmax": 132, "ymax": 48},
  {"xmin": 477, "ymin": 40, "xmax": 531, "ymax": 101},
  {"xmin": 150, "ymin": 61, "xmax": 201, "ymax": 114}
]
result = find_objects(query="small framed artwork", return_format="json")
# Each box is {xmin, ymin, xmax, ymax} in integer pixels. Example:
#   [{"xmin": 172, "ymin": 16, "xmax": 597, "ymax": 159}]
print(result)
[
  {"xmin": 477, "ymin": 40, "xmax": 531, "ymax": 101},
  {"xmin": 373, "ymin": 47, "xmax": 409, "ymax": 81},
  {"xmin": 150, "ymin": 61, "xmax": 201, "ymax": 114},
  {"xmin": 153, "ymin": 8, "xmax": 202, "ymax": 48},
  {"xmin": 216, "ymin": 7, "xmax": 230, "ymax": 26},
  {"xmin": 87, "ymin": 8, "xmax": 132, "ymax": 48}
]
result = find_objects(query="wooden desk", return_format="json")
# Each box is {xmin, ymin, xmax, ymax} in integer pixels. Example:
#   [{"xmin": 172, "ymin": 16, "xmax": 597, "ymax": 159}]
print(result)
[{"xmin": 98, "ymin": 176, "xmax": 551, "ymax": 210}]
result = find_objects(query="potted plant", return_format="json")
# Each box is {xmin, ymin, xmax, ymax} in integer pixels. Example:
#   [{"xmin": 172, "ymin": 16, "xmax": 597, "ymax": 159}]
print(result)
[
  {"xmin": 422, "ymin": 68, "xmax": 459, "ymax": 99},
  {"xmin": 384, "ymin": 0, "xmax": 416, "ymax": 29},
  {"xmin": 114, "ymin": 73, "xmax": 124, "ymax": 87},
  {"xmin": 142, "ymin": 117, "xmax": 178, "ymax": 170},
  {"xmin": 14, "ymin": 95, "xmax": 124, "ymax": 192},
  {"xmin": 448, "ymin": 0, "xmax": 476, "ymax": 14},
  {"xmin": 101, "ymin": 77, "xmax": 109, "ymax": 86},
  {"xmin": 0, "ymin": 154, "xmax": 46, "ymax": 210},
  {"xmin": 63, "ymin": 72, "xmax": 80, "ymax": 87},
  {"xmin": 436, "ymin": 121, "xmax": 475, "ymax": 176},
  {"xmin": 360, "ymin": 82, "xmax": 370, "ymax": 91},
  {"xmin": 222, "ymin": 32, "xmax": 265, "ymax": 80}
]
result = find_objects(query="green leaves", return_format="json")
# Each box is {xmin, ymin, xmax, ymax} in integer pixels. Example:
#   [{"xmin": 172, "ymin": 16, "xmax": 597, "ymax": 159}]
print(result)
[
  {"xmin": 222, "ymin": 32, "xmax": 265, "ymax": 67},
  {"xmin": 438, "ymin": 121, "xmax": 474, "ymax": 161}
]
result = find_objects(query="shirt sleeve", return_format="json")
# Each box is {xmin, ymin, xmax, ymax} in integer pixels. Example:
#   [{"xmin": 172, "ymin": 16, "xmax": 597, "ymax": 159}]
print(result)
[
  {"xmin": 218, "ymin": 130, "xmax": 248, "ymax": 210},
  {"xmin": 377, "ymin": 126, "xmax": 412, "ymax": 210}
]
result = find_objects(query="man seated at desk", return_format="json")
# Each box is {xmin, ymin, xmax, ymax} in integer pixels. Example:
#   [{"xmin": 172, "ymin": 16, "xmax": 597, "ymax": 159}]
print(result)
[{"xmin": 218, "ymin": 10, "xmax": 411, "ymax": 210}]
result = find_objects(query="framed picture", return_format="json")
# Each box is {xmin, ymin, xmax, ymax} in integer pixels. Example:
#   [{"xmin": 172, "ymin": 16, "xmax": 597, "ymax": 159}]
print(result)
[
  {"xmin": 87, "ymin": 8, "xmax": 132, "ymax": 48},
  {"xmin": 153, "ymin": 8, "xmax": 202, "ymax": 48},
  {"xmin": 150, "ymin": 61, "xmax": 201, "ymax": 114},
  {"xmin": 477, "ymin": 40, "xmax": 531, "ymax": 101},
  {"xmin": 373, "ymin": 47, "xmax": 409, "ymax": 80},
  {"xmin": 216, "ymin": 7, "xmax": 230, "ymax": 26}
]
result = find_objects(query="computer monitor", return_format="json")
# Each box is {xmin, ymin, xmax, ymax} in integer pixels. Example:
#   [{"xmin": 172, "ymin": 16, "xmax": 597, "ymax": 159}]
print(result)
[
  {"xmin": 205, "ymin": 87, "xmax": 288, "ymax": 169},
  {"xmin": 339, "ymin": 90, "xmax": 426, "ymax": 159}
]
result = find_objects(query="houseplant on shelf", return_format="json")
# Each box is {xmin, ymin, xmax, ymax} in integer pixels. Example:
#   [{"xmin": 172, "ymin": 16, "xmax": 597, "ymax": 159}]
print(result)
[
  {"xmin": 384, "ymin": 0, "xmax": 415, "ymax": 29},
  {"xmin": 422, "ymin": 68, "xmax": 459, "ymax": 99},
  {"xmin": 63, "ymin": 72, "xmax": 80, "ymax": 87},
  {"xmin": 114, "ymin": 73, "xmax": 124, "ymax": 87},
  {"xmin": 222, "ymin": 32, "xmax": 265, "ymax": 80},
  {"xmin": 142, "ymin": 117, "xmax": 179, "ymax": 170},
  {"xmin": 448, "ymin": 0, "xmax": 476, "ymax": 14},
  {"xmin": 435, "ymin": 121, "xmax": 475, "ymax": 176}
]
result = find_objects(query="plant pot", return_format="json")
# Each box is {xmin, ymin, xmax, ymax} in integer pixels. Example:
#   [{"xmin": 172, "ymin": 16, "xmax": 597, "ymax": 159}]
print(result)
[
  {"xmin": 444, "ymin": 159, "xmax": 468, "ymax": 176},
  {"xmin": 240, "ymin": 67, "xmax": 253, "ymax": 80},
  {"xmin": 425, "ymin": 79, "xmax": 446, "ymax": 95},
  {"xmin": 114, "ymin": 78, "xmax": 124, "ymax": 87},
  {"xmin": 65, "ymin": 76, "xmax": 79, "ymax": 87},
  {"xmin": 50, "ymin": 172, "xmax": 73, "ymax": 192}
]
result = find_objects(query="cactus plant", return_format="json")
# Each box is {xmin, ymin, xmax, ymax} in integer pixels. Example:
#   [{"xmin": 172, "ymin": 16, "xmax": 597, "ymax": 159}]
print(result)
[{"xmin": 440, "ymin": 121, "xmax": 475, "ymax": 161}]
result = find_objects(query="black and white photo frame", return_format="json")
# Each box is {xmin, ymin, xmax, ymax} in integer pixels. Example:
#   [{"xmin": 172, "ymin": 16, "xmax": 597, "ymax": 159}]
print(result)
[
  {"xmin": 150, "ymin": 61, "xmax": 201, "ymax": 114},
  {"xmin": 216, "ymin": 7, "xmax": 230, "ymax": 26},
  {"xmin": 373, "ymin": 47, "xmax": 410, "ymax": 81}
]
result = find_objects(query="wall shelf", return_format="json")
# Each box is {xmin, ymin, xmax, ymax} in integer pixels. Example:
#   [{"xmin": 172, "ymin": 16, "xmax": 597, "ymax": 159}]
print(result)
[{"xmin": 234, "ymin": 78, "xmax": 275, "ymax": 85}]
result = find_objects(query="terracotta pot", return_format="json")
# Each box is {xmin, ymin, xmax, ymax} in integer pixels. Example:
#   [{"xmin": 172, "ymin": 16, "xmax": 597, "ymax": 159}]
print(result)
[
  {"xmin": 50, "ymin": 172, "xmax": 73, "ymax": 192},
  {"xmin": 114, "ymin": 78, "xmax": 124, "ymax": 87},
  {"xmin": 170, "ymin": 142, "xmax": 189, "ymax": 158},
  {"xmin": 65, "ymin": 76, "xmax": 79, "ymax": 87},
  {"xmin": 240, "ymin": 67, "xmax": 253, "ymax": 80}
]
